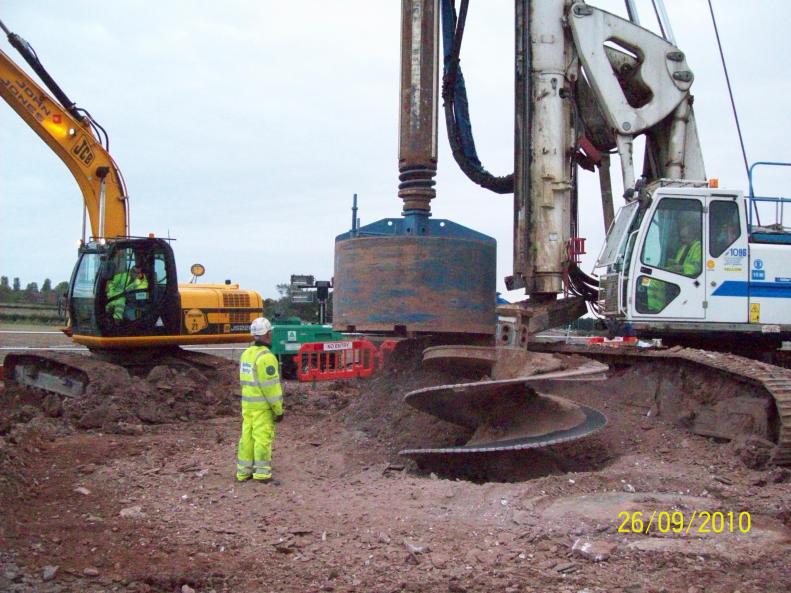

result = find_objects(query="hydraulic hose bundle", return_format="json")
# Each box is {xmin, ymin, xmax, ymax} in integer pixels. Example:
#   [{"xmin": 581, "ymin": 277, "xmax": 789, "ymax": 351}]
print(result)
[
  {"xmin": 441, "ymin": 3, "xmax": 602, "ymax": 310},
  {"xmin": 567, "ymin": 263, "xmax": 601, "ymax": 312},
  {"xmin": 440, "ymin": 0, "xmax": 514, "ymax": 194},
  {"xmin": 1, "ymin": 19, "xmax": 111, "ymax": 152}
]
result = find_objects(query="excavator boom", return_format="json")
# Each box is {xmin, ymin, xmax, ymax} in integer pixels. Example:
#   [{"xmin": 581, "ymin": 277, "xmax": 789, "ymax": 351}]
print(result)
[
  {"xmin": 0, "ymin": 43, "xmax": 128, "ymax": 239},
  {"xmin": 1, "ymin": 22, "xmax": 262, "ymax": 399}
]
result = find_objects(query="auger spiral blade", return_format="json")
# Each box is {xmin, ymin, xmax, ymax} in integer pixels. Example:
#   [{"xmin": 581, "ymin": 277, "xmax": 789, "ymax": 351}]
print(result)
[{"xmin": 398, "ymin": 352, "xmax": 607, "ymax": 463}]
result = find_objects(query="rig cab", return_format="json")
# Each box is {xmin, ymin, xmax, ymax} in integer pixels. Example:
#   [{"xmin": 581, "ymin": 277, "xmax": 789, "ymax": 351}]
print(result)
[{"xmin": 596, "ymin": 175, "xmax": 791, "ymax": 341}]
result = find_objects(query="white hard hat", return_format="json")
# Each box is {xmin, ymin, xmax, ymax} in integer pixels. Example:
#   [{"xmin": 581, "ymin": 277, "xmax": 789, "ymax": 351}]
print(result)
[{"xmin": 250, "ymin": 317, "xmax": 272, "ymax": 336}]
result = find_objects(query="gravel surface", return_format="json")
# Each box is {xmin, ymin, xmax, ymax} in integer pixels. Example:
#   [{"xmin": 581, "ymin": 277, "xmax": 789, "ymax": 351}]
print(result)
[{"xmin": 1, "ymin": 325, "xmax": 790, "ymax": 593}]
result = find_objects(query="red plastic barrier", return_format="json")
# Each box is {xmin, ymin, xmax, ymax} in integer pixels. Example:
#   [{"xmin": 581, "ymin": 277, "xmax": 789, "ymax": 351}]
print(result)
[
  {"xmin": 377, "ymin": 340, "xmax": 398, "ymax": 369},
  {"xmin": 295, "ymin": 340, "xmax": 379, "ymax": 382},
  {"xmin": 588, "ymin": 336, "xmax": 638, "ymax": 347}
]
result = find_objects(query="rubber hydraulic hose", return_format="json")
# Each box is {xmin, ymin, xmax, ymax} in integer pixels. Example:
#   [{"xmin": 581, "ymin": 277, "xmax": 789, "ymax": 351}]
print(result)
[
  {"xmin": 440, "ymin": 0, "xmax": 514, "ymax": 194},
  {"xmin": 2, "ymin": 23, "xmax": 81, "ymax": 123}
]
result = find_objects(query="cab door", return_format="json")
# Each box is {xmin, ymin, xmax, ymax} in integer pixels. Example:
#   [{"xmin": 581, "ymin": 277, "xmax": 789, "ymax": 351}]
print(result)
[
  {"xmin": 629, "ymin": 195, "xmax": 706, "ymax": 319},
  {"xmin": 705, "ymin": 196, "xmax": 749, "ymax": 322}
]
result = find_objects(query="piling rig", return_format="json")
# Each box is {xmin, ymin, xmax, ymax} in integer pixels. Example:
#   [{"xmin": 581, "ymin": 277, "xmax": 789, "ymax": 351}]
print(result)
[{"xmin": 332, "ymin": 0, "xmax": 791, "ymax": 466}]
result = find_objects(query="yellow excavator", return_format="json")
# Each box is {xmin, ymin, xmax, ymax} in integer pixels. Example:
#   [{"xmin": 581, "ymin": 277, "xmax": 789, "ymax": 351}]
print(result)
[{"xmin": 1, "ymin": 20, "xmax": 261, "ymax": 394}]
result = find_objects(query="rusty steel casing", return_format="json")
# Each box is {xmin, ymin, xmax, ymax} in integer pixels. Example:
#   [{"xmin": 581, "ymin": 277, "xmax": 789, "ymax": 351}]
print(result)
[
  {"xmin": 398, "ymin": 0, "xmax": 439, "ymax": 213},
  {"xmin": 333, "ymin": 220, "xmax": 496, "ymax": 335}
]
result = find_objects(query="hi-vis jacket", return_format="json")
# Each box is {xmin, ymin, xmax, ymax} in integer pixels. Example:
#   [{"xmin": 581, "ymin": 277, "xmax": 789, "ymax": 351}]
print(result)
[
  {"xmin": 239, "ymin": 344, "xmax": 283, "ymax": 415},
  {"xmin": 674, "ymin": 239, "xmax": 702, "ymax": 277},
  {"xmin": 107, "ymin": 271, "xmax": 148, "ymax": 300}
]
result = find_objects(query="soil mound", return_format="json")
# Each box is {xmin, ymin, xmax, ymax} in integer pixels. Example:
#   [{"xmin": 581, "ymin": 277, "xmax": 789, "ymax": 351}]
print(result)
[
  {"xmin": 70, "ymin": 360, "xmax": 239, "ymax": 430},
  {"xmin": 342, "ymin": 338, "xmax": 474, "ymax": 461},
  {"xmin": 2, "ymin": 354, "xmax": 240, "ymax": 437}
]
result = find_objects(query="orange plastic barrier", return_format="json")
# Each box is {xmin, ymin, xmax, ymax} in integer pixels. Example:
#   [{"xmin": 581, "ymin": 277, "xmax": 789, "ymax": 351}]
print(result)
[{"xmin": 295, "ymin": 340, "xmax": 379, "ymax": 382}]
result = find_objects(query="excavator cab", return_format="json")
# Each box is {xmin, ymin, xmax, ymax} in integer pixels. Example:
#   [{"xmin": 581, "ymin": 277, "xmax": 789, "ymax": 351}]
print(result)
[{"xmin": 69, "ymin": 237, "xmax": 181, "ymax": 341}]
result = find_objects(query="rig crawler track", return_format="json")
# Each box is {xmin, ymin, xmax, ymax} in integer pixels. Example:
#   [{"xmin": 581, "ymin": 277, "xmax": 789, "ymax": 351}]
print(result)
[
  {"xmin": 671, "ymin": 348, "xmax": 791, "ymax": 466},
  {"xmin": 534, "ymin": 344, "xmax": 791, "ymax": 466}
]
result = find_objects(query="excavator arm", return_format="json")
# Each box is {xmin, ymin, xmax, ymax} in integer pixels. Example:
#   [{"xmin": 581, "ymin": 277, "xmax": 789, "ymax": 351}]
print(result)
[{"xmin": 0, "ymin": 26, "xmax": 128, "ymax": 240}]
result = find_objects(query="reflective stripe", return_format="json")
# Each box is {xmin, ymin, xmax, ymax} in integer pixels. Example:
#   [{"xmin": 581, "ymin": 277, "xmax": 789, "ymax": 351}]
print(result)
[
  {"xmin": 240, "ymin": 378, "xmax": 279, "ymax": 390},
  {"xmin": 237, "ymin": 459, "xmax": 253, "ymax": 467},
  {"xmin": 241, "ymin": 393, "xmax": 283, "ymax": 404},
  {"xmin": 253, "ymin": 463, "xmax": 271, "ymax": 469}
]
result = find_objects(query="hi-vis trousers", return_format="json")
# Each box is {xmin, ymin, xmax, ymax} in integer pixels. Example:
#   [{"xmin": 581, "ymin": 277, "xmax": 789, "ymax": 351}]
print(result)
[{"xmin": 236, "ymin": 406, "xmax": 276, "ymax": 481}]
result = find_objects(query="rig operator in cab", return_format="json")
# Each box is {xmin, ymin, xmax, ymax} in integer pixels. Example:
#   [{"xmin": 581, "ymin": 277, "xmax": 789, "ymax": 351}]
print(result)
[
  {"xmin": 644, "ymin": 216, "xmax": 702, "ymax": 314},
  {"xmin": 668, "ymin": 220, "xmax": 702, "ymax": 277}
]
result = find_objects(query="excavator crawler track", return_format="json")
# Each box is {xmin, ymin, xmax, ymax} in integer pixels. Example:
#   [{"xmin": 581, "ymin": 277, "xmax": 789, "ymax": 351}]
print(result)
[
  {"xmin": 5, "ymin": 352, "xmax": 113, "ymax": 398},
  {"xmin": 533, "ymin": 343, "xmax": 791, "ymax": 465},
  {"xmin": 3, "ymin": 348, "xmax": 233, "ymax": 398}
]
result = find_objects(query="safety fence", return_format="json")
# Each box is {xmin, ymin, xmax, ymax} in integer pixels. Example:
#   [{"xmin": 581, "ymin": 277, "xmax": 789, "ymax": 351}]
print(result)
[
  {"xmin": 294, "ymin": 339, "xmax": 399, "ymax": 382},
  {"xmin": 377, "ymin": 340, "xmax": 398, "ymax": 368},
  {"xmin": 587, "ymin": 336, "xmax": 638, "ymax": 347}
]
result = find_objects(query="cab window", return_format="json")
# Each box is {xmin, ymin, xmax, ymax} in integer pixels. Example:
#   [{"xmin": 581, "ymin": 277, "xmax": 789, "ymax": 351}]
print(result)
[
  {"xmin": 641, "ymin": 198, "xmax": 703, "ymax": 278},
  {"xmin": 154, "ymin": 253, "xmax": 167, "ymax": 286},
  {"xmin": 709, "ymin": 201, "xmax": 741, "ymax": 258},
  {"xmin": 636, "ymin": 276, "xmax": 681, "ymax": 314},
  {"xmin": 72, "ymin": 252, "xmax": 101, "ymax": 299}
]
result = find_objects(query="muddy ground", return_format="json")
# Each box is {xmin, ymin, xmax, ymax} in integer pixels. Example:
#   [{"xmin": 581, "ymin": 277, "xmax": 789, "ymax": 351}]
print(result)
[{"xmin": 1, "ymin": 326, "xmax": 790, "ymax": 593}]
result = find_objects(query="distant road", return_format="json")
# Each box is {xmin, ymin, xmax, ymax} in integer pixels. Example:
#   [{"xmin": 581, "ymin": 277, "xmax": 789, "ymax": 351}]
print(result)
[
  {"xmin": 0, "ymin": 330, "xmax": 65, "ymax": 335},
  {"xmin": 0, "ymin": 324, "xmax": 246, "ymax": 364}
]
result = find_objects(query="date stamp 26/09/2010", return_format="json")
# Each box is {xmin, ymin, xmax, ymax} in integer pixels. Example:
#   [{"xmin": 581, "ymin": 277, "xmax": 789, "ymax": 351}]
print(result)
[{"xmin": 617, "ymin": 511, "xmax": 752, "ymax": 535}]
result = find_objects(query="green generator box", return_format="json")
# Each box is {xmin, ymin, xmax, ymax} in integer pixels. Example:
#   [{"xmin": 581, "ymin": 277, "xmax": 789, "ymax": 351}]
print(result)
[{"xmin": 270, "ymin": 318, "xmax": 343, "ymax": 378}]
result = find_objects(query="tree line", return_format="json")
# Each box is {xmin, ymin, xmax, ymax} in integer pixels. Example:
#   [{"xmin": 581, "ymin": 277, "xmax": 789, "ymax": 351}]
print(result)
[
  {"xmin": 0, "ymin": 276, "xmax": 69, "ymax": 306},
  {"xmin": 0, "ymin": 276, "xmax": 333, "ymax": 323},
  {"xmin": 262, "ymin": 283, "xmax": 333, "ymax": 324}
]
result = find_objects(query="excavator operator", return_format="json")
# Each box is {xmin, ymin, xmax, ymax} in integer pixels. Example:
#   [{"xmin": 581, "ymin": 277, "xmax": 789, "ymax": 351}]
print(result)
[{"xmin": 105, "ymin": 263, "xmax": 149, "ymax": 322}]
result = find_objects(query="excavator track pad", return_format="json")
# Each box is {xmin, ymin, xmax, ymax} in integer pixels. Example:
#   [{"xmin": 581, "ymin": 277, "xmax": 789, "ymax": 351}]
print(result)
[{"xmin": 3, "ymin": 348, "xmax": 233, "ymax": 398}]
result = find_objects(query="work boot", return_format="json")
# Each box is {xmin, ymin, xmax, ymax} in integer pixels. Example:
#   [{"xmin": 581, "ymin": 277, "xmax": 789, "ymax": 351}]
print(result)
[{"xmin": 255, "ymin": 477, "xmax": 280, "ymax": 486}]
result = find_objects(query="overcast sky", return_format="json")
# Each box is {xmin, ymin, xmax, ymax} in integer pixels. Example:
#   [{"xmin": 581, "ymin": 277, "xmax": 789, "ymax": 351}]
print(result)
[{"xmin": 2, "ymin": 1, "xmax": 789, "ymax": 301}]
